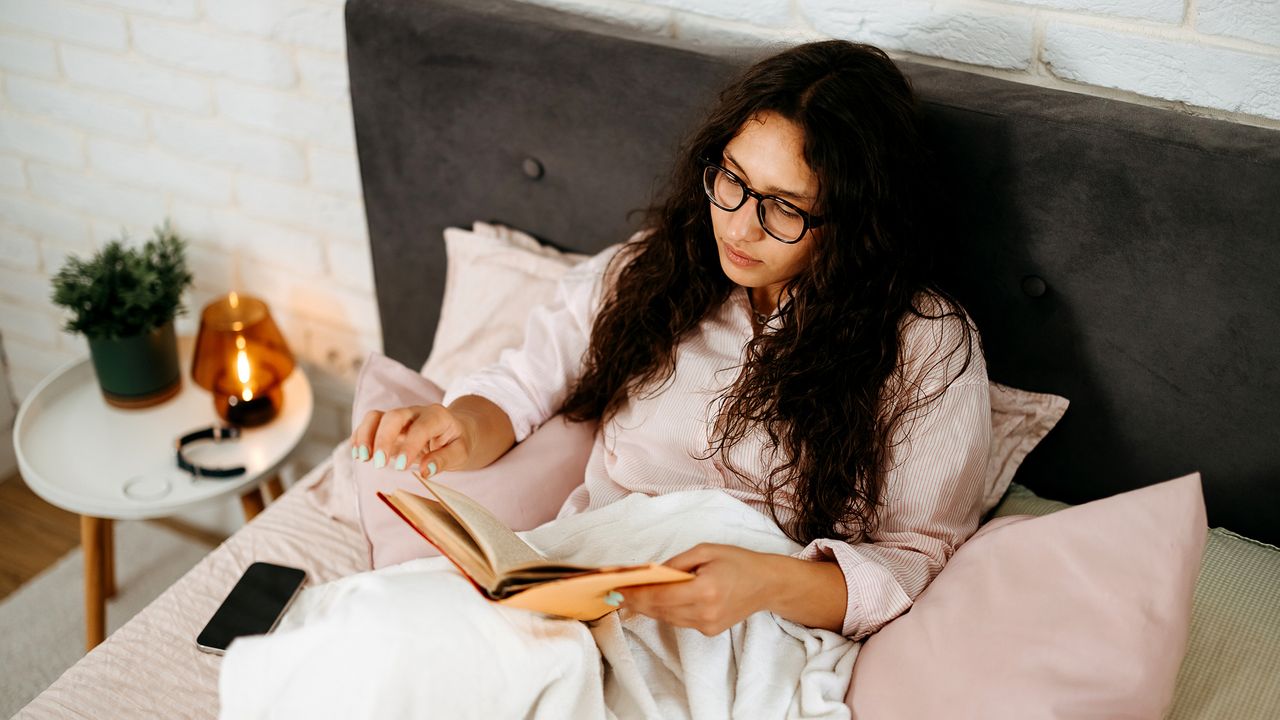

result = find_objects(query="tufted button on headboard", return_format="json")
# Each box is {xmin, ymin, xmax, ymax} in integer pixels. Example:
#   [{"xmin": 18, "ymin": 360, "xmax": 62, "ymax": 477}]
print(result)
[
  {"xmin": 522, "ymin": 157, "xmax": 544, "ymax": 181},
  {"xmin": 1021, "ymin": 276, "xmax": 1047, "ymax": 298}
]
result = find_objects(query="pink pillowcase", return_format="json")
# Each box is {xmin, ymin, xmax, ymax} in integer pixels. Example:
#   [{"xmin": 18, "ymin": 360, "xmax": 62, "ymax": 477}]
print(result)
[
  {"xmin": 344, "ymin": 353, "xmax": 596, "ymax": 569},
  {"xmin": 846, "ymin": 473, "xmax": 1208, "ymax": 719}
]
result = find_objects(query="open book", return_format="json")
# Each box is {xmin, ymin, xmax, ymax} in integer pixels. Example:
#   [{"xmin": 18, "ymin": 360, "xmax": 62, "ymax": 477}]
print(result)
[{"xmin": 377, "ymin": 472, "xmax": 693, "ymax": 621}]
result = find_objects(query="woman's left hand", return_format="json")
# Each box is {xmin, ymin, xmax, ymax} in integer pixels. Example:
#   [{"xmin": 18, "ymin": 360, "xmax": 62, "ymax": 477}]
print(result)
[{"xmin": 620, "ymin": 543, "xmax": 777, "ymax": 636}]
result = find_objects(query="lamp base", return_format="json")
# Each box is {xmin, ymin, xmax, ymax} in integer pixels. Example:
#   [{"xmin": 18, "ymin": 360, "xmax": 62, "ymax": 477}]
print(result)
[{"xmin": 217, "ymin": 386, "xmax": 283, "ymax": 427}]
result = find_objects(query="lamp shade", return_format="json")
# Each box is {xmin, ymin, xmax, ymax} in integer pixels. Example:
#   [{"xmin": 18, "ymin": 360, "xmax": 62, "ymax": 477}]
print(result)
[{"xmin": 192, "ymin": 292, "xmax": 295, "ymax": 426}]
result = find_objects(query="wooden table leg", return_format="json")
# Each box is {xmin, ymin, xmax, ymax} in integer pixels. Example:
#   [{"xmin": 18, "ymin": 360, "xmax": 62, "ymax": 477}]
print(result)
[
  {"xmin": 240, "ymin": 488, "xmax": 265, "ymax": 521},
  {"xmin": 265, "ymin": 475, "xmax": 285, "ymax": 502},
  {"xmin": 102, "ymin": 518, "xmax": 116, "ymax": 599},
  {"xmin": 81, "ymin": 515, "xmax": 105, "ymax": 652}
]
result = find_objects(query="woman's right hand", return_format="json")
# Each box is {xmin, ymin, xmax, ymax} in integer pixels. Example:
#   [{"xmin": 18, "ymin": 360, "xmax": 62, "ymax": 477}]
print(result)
[{"xmin": 350, "ymin": 404, "xmax": 473, "ymax": 476}]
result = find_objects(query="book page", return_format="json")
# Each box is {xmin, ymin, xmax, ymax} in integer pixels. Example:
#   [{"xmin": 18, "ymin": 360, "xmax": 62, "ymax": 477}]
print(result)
[
  {"xmin": 383, "ymin": 491, "xmax": 498, "ymax": 593},
  {"xmin": 413, "ymin": 472, "xmax": 547, "ymax": 576}
]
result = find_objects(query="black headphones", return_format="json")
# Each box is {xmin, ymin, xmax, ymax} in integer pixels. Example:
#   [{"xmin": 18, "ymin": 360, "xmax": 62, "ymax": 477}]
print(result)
[{"xmin": 175, "ymin": 426, "xmax": 246, "ymax": 478}]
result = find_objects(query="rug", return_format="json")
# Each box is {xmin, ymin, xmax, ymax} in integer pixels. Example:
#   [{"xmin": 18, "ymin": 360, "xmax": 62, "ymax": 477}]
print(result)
[{"xmin": 0, "ymin": 520, "xmax": 213, "ymax": 717}]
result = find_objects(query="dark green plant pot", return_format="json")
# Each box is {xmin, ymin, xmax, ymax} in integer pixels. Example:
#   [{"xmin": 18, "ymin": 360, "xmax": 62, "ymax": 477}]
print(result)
[{"xmin": 87, "ymin": 321, "xmax": 181, "ymax": 409}]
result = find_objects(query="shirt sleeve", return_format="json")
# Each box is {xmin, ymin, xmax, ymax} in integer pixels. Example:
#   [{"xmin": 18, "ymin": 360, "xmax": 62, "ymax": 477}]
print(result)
[
  {"xmin": 442, "ymin": 243, "xmax": 623, "ymax": 442},
  {"xmin": 794, "ymin": 305, "xmax": 992, "ymax": 641}
]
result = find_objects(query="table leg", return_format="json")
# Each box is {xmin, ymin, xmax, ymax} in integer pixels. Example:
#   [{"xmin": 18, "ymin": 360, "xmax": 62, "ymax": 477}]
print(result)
[
  {"xmin": 102, "ymin": 518, "xmax": 116, "ymax": 599},
  {"xmin": 265, "ymin": 475, "xmax": 285, "ymax": 502},
  {"xmin": 240, "ymin": 488, "xmax": 265, "ymax": 521},
  {"xmin": 81, "ymin": 515, "xmax": 106, "ymax": 652}
]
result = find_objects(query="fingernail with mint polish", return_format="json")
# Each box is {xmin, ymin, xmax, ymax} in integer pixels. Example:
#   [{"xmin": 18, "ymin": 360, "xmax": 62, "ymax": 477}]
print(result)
[
  {"xmin": 394, "ymin": 453, "xmax": 407, "ymax": 471},
  {"xmin": 604, "ymin": 591, "xmax": 624, "ymax": 607},
  {"xmin": 427, "ymin": 461, "xmax": 438, "ymax": 477},
  {"xmin": 351, "ymin": 446, "xmax": 358, "ymax": 460},
  {"xmin": 358, "ymin": 445, "xmax": 369, "ymax": 462},
  {"xmin": 373, "ymin": 450, "xmax": 386, "ymax": 469}
]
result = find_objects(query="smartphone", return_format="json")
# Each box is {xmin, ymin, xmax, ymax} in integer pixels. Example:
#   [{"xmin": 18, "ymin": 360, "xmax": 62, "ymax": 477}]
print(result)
[{"xmin": 196, "ymin": 561, "xmax": 307, "ymax": 655}]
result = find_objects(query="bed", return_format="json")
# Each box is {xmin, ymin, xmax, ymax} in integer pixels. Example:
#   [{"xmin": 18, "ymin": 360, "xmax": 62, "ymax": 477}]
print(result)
[{"xmin": 16, "ymin": 0, "xmax": 1280, "ymax": 717}]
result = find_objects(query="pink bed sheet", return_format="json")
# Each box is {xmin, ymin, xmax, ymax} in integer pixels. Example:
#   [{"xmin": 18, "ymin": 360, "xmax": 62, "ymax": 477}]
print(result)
[{"xmin": 16, "ymin": 447, "xmax": 369, "ymax": 719}]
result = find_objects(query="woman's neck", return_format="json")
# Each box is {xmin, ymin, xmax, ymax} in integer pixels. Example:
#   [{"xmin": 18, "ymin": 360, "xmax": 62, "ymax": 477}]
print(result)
[
  {"xmin": 746, "ymin": 287, "xmax": 776, "ymax": 328},
  {"xmin": 748, "ymin": 284, "xmax": 782, "ymax": 318}
]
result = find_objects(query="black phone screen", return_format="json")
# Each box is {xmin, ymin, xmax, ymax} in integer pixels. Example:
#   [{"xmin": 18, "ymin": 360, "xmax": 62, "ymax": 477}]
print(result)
[{"xmin": 196, "ymin": 561, "xmax": 307, "ymax": 654}]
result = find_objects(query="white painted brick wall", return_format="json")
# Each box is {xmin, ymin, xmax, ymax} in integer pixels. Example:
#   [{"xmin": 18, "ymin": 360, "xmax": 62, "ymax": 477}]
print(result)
[
  {"xmin": 173, "ymin": 201, "xmax": 330, "ymax": 275},
  {"xmin": 307, "ymin": 146, "xmax": 363, "ymax": 198},
  {"xmin": 88, "ymin": 137, "xmax": 235, "ymax": 205},
  {"xmin": 645, "ymin": 0, "xmax": 791, "ymax": 26},
  {"xmin": 0, "ymin": 302, "xmax": 60, "ymax": 346},
  {"xmin": 235, "ymin": 175, "xmax": 366, "ymax": 238},
  {"xmin": 131, "ymin": 17, "xmax": 298, "ymax": 88},
  {"xmin": 3, "ymin": 0, "xmax": 129, "ymax": 51},
  {"xmin": 0, "ymin": 0, "xmax": 1276, "ymax": 531},
  {"xmin": 0, "ymin": 193, "xmax": 90, "ymax": 242},
  {"xmin": 61, "ymin": 45, "xmax": 212, "ymax": 111},
  {"xmin": 1197, "ymin": 0, "xmax": 1280, "ymax": 47},
  {"xmin": 0, "ymin": 33, "xmax": 60, "ymax": 79},
  {"xmin": 151, "ymin": 112, "xmax": 308, "ymax": 182},
  {"xmin": 0, "ymin": 225, "xmax": 42, "ymax": 271},
  {"xmin": 92, "ymin": 0, "xmax": 199, "ymax": 21},
  {"xmin": 1043, "ymin": 22, "xmax": 1280, "ymax": 118},
  {"xmin": 0, "ymin": 156, "xmax": 26, "ymax": 190},
  {"xmin": 6, "ymin": 75, "xmax": 150, "ymax": 141},
  {"xmin": 802, "ymin": 1, "xmax": 1037, "ymax": 70},
  {"xmin": 0, "ymin": 112, "xmax": 84, "ymax": 167},
  {"xmin": 29, "ymin": 162, "xmax": 168, "ymax": 224},
  {"xmin": 215, "ymin": 79, "xmax": 354, "ymax": 149},
  {"xmin": 295, "ymin": 49, "xmax": 351, "ymax": 101},
  {"xmin": 205, "ymin": 0, "xmax": 347, "ymax": 52},
  {"xmin": 1005, "ymin": 0, "xmax": 1184, "ymax": 23}
]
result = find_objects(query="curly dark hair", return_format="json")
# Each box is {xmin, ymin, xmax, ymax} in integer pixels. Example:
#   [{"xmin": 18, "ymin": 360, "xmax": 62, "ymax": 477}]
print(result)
[{"xmin": 560, "ymin": 40, "xmax": 976, "ymax": 545}]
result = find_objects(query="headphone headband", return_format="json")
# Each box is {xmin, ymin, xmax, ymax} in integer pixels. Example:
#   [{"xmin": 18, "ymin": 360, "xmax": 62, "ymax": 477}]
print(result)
[{"xmin": 175, "ymin": 426, "xmax": 246, "ymax": 478}]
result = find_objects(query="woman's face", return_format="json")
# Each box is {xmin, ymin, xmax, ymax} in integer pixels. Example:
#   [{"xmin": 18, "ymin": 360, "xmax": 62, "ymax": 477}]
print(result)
[{"xmin": 710, "ymin": 111, "xmax": 819, "ymax": 308}]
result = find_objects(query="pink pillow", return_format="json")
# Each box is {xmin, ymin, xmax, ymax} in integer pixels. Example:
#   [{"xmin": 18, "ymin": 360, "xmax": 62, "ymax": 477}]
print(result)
[
  {"xmin": 847, "ymin": 473, "xmax": 1208, "ymax": 719},
  {"xmin": 348, "ymin": 353, "xmax": 596, "ymax": 569}
]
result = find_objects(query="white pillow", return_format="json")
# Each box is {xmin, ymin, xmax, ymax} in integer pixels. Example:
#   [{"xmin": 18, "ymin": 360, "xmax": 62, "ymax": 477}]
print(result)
[
  {"xmin": 420, "ymin": 222, "xmax": 588, "ymax": 388},
  {"xmin": 424, "ymin": 222, "xmax": 1067, "ymax": 511}
]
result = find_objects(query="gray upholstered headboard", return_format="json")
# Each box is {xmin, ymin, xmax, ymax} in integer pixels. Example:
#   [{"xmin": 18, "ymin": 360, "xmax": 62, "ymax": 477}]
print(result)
[{"xmin": 346, "ymin": 0, "xmax": 1280, "ymax": 544}]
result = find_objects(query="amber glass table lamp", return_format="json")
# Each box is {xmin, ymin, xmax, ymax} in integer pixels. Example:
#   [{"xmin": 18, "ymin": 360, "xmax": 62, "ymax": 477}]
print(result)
[{"xmin": 191, "ymin": 292, "xmax": 295, "ymax": 427}]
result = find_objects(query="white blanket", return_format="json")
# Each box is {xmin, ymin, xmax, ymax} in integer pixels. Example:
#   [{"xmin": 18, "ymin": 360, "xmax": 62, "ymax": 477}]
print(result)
[{"xmin": 219, "ymin": 490, "xmax": 858, "ymax": 719}]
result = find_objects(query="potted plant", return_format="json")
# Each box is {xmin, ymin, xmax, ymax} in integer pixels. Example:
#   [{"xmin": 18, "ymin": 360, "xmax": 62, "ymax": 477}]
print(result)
[{"xmin": 51, "ymin": 221, "xmax": 194, "ymax": 408}]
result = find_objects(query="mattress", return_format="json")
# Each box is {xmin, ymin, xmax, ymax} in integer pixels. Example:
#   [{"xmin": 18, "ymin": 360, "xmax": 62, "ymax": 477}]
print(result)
[{"xmin": 16, "ymin": 446, "xmax": 369, "ymax": 719}]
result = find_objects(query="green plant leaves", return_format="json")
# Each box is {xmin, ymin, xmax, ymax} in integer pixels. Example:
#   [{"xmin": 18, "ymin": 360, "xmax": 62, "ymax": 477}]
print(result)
[{"xmin": 50, "ymin": 219, "xmax": 194, "ymax": 340}]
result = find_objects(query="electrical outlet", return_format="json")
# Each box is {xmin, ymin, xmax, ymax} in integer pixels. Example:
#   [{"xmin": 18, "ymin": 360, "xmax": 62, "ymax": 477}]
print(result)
[{"xmin": 315, "ymin": 343, "xmax": 366, "ymax": 384}]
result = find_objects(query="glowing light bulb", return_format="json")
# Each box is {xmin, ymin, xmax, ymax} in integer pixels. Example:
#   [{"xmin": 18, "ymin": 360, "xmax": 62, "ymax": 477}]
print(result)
[{"xmin": 236, "ymin": 346, "xmax": 253, "ymax": 401}]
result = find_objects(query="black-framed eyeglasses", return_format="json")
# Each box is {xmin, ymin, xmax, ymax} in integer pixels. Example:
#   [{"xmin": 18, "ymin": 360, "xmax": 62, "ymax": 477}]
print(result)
[{"xmin": 701, "ymin": 160, "xmax": 824, "ymax": 244}]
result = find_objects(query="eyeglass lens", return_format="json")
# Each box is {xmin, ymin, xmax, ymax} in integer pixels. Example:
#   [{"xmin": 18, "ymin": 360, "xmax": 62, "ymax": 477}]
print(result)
[{"xmin": 703, "ymin": 166, "xmax": 807, "ymax": 242}]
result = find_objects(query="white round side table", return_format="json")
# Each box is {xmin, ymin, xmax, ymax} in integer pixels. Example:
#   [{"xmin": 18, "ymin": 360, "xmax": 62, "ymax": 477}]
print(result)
[{"xmin": 12, "ymin": 336, "xmax": 313, "ymax": 652}]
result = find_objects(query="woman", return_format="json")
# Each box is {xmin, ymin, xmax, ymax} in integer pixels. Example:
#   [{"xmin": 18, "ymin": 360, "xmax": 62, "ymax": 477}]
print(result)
[{"xmin": 352, "ymin": 40, "xmax": 990, "ymax": 643}]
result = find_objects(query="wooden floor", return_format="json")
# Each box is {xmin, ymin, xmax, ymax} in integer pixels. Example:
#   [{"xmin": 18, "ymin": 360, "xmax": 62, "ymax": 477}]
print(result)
[
  {"xmin": 0, "ymin": 474, "xmax": 227, "ymax": 602},
  {"xmin": 0, "ymin": 474, "xmax": 81, "ymax": 601}
]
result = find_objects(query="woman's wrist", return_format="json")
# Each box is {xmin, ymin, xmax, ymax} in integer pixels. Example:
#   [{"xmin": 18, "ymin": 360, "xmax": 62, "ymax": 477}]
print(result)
[
  {"xmin": 760, "ymin": 553, "xmax": 847, "ymax": 634},
  {"xmin": 444, "ymin": 395, "xmax": 516, "ymax": 470}
]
